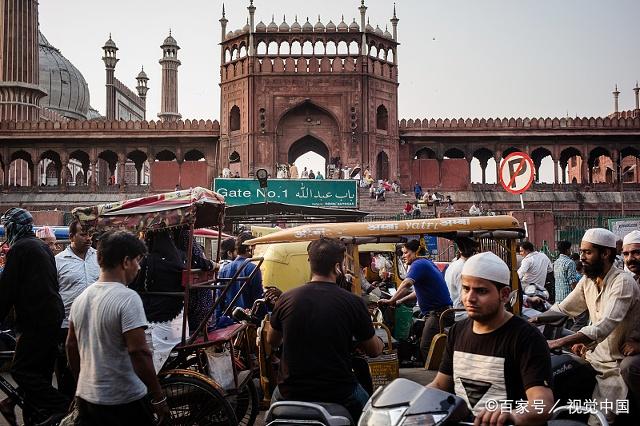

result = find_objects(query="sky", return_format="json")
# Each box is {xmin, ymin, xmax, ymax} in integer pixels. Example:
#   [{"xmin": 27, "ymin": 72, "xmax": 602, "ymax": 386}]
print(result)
[{"xmin": 39, "ymin": 0, "xmax": 640, "ymax": 123}]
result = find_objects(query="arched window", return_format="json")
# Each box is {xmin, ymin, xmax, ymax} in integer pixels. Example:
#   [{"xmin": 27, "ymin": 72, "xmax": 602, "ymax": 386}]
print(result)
[
  {"xmin": 229, "ymin": 105, "xmax": 241, "ymax": 132},
  {"xmin": 376, "ymin": 105, "xmax": 388, "ymax": 131}
]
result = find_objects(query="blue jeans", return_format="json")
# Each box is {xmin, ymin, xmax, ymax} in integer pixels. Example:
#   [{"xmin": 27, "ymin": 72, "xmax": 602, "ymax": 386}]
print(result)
[{"xmin": 271, "ymin": 382, "xmax": 370, "ymax": 422}]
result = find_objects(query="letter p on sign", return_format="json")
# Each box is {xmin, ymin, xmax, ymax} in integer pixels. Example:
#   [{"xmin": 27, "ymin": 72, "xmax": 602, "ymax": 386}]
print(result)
[{"xmin": 499, "ymin": 152, "xmax": 535, "ymax": 195}]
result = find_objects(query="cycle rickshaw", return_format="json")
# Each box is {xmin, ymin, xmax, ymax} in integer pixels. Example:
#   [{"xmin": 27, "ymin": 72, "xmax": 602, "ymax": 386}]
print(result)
[{"xmin": 73, "ymin": 187, "xmax": 262, "ymax": 425}]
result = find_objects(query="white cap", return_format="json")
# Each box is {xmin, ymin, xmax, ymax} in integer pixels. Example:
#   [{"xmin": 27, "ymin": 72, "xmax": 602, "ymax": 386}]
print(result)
[
  {"xmin": 623, "ymin": 230, "xmax": 640, "ymax": 246},
  {"xmin": 582, "ymin": 228, "xmax": 617, "ymax": 249},
  {"xmin": 462, "ymin": 251, "xmax": 511, "ymax": 286}
]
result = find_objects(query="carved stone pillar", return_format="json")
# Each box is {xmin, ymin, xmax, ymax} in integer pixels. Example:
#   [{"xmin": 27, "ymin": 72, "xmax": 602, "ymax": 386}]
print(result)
[
  {"xmin": 553, "ymin": 159, "xmax": 559, "ymax": 184},
  {"xmin": 89, "ymin": 160, "xmax": 97, "ymax": 190}
]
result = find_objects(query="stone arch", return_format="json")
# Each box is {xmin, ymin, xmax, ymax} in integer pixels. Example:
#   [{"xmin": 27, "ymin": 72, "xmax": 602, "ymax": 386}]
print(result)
[
  {"xmin": 588, "ymin": 147, "xmax": 613, "ymax": 183},
  {"xmin": 126, "ymin": 150, "xmax": 149, "ymax": 185},
  {"xmin": 620, "ymin": 146, "xmax": 640, "ymax": 183},
  {"xmin": 444, "ymin": 148, "xmax": 465, "ymax": 159},
  {"xmin": 376, "ymin": 105, "xmax": 388, "ymax": 131},
  {"xmin": 239, "ymin": 45, "xmax": 247, "ymax": 58},
  {"xmin": 387, "ymin": 49, "xmax": 394, "ymax": 63},
  {"xmin": 291, "ymin": 40, "xmax": 302, "ymax": 55},
  {"xmin": 501, "ymin": 146, "xmax": 519, "ymax": 158},
  {"xmin": 376, "ymin": 151, "xmax": 390, "ymax": 180},
  {"xmin": 38, "ymin": 150, "xmax": 62, "ymax": 186},
  {"xmin": 97, "ymin": 150, "xmax": 118, "ymax": 186},
  {"xmin": 559, "ymin": 147, "xmax": 583, "ymax": 184},
  {"xmin": 414, "ymin": 148, "xmax": 436, "ymax": 159},
  {"xmin": 8, "ymin": 150, "xmax": 33, "ymax": 187},
  {"xmin": 287, "ymin": 135, "xmax": 330, "ymax": 165},
  {"xmin": 224, "ymin": 48, "xmax": 231, "ymax": 62},
  {"xmin": 302, "ymin": 40, "xmax": 313, "ymax": 55},
  {"xmin": 348, "ymin": 41, "xmax": 359, "ymax": 55},
  {"xmin": 184, "ymin": 149, "xmax": 206, "ymax": 162},
  {"xmin": 257, "ymin": 41, "xmax": 267, "ymax": 55},
  {"xmin": 337, "ymin": 40, "xmax": 348, "ymax": 55},
  {"xmin": 276, "ymin": 100, "xmax": 340, "ymax": 170},
  {"xmin": 68, "ymin": 150, "xmax": 90, "ymax": 186},
  {"xmin": 531, "ymin": 147, "xmax": 554, "ymax": 183},
  {"xmin": 326, "ymin": 40, "xmax": 337, "ymax": 55},
  {"xmin": 278, "ymin": 41, "xmax": 289, "ymax": 55},
  {"xmin": 369, "ymin": 45, "xmax": 377, "ymax": 57},
  {"xmin": 155, "ymin": 150, "xmax": 177, "ymax": 162},
  {"xmin": 471, "ymin": 148, "xmax": 495, "ymax": 184},
  {"xmin": 229, "ymin": 105, "xmax": 241, "ymax": 131},
  {"xmin": 313, "ymin": 41, "xmax": 325, "ymax": 55},
  {"xmin": 267, "ymin": 41, "xmax": 278, "ymax": 55}
]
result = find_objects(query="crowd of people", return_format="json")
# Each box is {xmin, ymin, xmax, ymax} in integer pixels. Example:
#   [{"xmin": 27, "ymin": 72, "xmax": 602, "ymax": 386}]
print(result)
[
  {"xmin": 0, "ymin": 204, "xmax": 639, "ymax": 425},
  {"xmin": 0, "ymin": 208, "xmax": 266, "ymax": 425}
]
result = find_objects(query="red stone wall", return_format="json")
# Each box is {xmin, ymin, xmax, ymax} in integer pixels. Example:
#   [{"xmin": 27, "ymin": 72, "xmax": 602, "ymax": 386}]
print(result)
[
  {"xmin": 31, "ymin": 210, "xmax": 65, "ymax": 226},
  {"xmin": 510, "ymin": 211, "xmax": 555, "ymax": 248},
  {"xmin": 441, "ymin": 159, "xmax": 471, "ymax": 190},
  {"xmin": 411, "ymin": 159, "xmax": 440, "ymax": 188},
  {"xmin": 151, "ymin": 161, "xmax": 180, "ymax": 191},
  {"xmin": 180, "ymin": 161, "xmax": 208, "ymax": 189}
]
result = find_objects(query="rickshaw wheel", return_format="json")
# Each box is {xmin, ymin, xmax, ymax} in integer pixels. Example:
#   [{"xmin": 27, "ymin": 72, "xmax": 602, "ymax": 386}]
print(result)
[
  {"xmin": 227, "ymin": 378, "xmax": 259, "ymax": 426},
  {"xmin": 159, "ymin": 369, "xmax": 238, "ymax": 426}
]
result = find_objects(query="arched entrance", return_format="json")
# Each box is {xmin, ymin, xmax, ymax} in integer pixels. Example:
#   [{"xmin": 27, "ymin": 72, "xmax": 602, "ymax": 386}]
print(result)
[
  {"xmin": 277, "ymin": 100, "xmax": 339, "ymax": 178},
  {"xmin": 376, "ymin": 151, "xmax": 390, "ymax": 180},
  {"xmin": 288, "ymin": 135, "xmax": 329, "ymax": 178}
]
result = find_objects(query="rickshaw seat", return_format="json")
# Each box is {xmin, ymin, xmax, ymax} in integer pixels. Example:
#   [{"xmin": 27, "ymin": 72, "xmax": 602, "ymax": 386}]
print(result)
[
  {"xmin": 181, "ymin": 268, "xmax": 216, "ymax": 288},
  {"xmin": 193, "ymin": 323, "xmax": 247, "ymax": 346}
]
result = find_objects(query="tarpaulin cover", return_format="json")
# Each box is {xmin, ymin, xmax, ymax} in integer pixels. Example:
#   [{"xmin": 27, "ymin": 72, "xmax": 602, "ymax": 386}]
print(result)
[{"xmin": 72, "ymin": 187, "xmax": 225, "ymax": 232}]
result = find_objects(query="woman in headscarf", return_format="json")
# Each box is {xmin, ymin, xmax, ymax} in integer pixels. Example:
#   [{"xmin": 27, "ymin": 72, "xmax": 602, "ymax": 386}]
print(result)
[{"xmin": 130, "ymin": 231, "xmax": 185, "ymax": 373}]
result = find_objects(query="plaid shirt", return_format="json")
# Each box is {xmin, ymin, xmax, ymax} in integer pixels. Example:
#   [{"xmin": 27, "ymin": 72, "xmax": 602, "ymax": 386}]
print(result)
[{"xmin": 553, "ymin": 254, "xmax": 578, "ymax": 303}]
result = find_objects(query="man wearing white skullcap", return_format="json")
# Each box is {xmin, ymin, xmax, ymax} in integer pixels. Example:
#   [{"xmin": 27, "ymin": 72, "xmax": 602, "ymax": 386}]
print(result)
[
  {"xmin": 540, "ymin": 227, "xmax": 640, "ymax": 423},
  {"xmin": 429, "ymin": 252, "xmax": 554, "ymax": 426},
  {"xmin": 620, "ymin": 229, "xmax": 640, "ymax": 414}
]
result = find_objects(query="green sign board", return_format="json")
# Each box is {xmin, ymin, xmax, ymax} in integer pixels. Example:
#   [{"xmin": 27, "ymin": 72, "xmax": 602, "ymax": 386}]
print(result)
[{"xmin": 214, "ymin": 178, "xmax": 358, "ymax": 208}]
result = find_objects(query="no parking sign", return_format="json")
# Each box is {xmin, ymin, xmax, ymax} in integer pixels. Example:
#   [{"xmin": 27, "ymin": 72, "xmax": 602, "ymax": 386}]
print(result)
[{"xmin": 499, "ymin": 152, "xmax": 535, "ymax": 195}]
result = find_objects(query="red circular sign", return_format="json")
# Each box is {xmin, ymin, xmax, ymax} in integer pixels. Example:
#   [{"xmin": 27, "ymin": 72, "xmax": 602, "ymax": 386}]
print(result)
[{"xmin": 499, "ymin": 152, "xmax": 535, "ymax": 195}]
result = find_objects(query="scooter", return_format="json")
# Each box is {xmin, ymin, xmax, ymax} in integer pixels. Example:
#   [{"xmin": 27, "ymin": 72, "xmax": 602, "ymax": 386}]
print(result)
[{"xmin": 357, "ymin": 377, "xmax": 607, "ymax": 426}]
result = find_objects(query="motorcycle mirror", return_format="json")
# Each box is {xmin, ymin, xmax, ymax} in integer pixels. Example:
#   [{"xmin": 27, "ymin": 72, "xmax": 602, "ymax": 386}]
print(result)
[{"xmin": 507, "ymin": 290, "xmax": 519, "ymax": 308}]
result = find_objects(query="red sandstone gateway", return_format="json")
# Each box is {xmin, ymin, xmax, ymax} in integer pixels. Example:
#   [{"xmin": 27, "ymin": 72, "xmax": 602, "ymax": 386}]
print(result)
[{"xmin": 73, "ymin": 187, "xmax": 261, "ymax": 425}]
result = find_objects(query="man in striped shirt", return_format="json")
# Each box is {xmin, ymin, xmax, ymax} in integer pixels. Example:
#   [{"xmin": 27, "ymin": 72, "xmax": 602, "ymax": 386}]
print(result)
[{"xmin": 553, "ymin": 241, "xmax": 579, "ymax": 303}]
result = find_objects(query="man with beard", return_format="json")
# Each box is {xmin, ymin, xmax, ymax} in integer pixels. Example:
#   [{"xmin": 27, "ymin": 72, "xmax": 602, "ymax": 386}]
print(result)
[
  {"xmin": 428, "ymin": 252, "xmax": 554, "ymax": 425},
  {"xmin": 620, "ymin": 230, "xmax": 640, "ymax": 415},
  {"xmin": 0, "ymin": 208, "xmax": 68, "ymax": 424},
  {"xmin": 55, "ymin": 220, "xmax": 100, "ymax": 397},
  {"xmin": 542, "ymin": 228, "xmax": 640, "ymax": 424}
]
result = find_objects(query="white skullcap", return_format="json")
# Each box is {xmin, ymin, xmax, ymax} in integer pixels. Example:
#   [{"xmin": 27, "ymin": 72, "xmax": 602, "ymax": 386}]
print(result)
[
  {"xmin": 623, "ymin": 230, "xmax": 640, "ymax": 246},
  {"xmin": 462, "ymin": 251, "xmax": 511, "ymax": 285},
  {"xmin": 582, "ymin": 228, "xmax": 617, "ymax": 249}
]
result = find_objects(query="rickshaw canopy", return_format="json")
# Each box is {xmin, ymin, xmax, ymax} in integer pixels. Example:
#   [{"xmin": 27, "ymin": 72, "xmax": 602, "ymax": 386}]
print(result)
[
  {"xmin": 72, "ymin": 187, "xmax": 225, "ymax": 232},
  {"xmin": 246, "ymin": 215, "xmax": 524, "ymax": 245}
]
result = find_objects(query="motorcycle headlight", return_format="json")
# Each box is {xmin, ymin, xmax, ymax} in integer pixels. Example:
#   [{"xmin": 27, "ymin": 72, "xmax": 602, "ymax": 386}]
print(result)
[
  {"xmin": 358, "ymin": 407, "xmax": 407, "ymax": 426},
  {"xmin": 400, "ymin": 413, "xmax": 448, "ymax": 426}
]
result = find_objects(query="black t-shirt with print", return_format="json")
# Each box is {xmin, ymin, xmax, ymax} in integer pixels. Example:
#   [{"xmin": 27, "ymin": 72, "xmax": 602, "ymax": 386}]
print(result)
[
  {"xmin": 440, "ymin": 315, "xmax": 552, "ymax": 412},
  {"xmin": 271, "ymin": 281, "xmax": 375, "ymax": 401}
]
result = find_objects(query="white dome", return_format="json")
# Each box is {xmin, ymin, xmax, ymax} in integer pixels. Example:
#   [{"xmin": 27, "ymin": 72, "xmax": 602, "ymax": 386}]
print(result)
[{"xmin": 39, "ymin": 31, "xmax": 90, "ymax": 120}]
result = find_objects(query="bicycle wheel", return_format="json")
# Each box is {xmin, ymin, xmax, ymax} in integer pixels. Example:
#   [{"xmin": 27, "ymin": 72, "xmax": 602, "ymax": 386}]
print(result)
[
  {"xmin": 227, "ymin": 377, "xmax": 259, "ymax": 426},
  {"xmin": 159, "ymin": 369, "xmax": 237, "ymax": 426}
]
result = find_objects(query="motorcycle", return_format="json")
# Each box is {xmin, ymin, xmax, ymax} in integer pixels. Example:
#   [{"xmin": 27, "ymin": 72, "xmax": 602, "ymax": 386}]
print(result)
[{"xmin": 358, "ymin": 377, "xmax": 607, "ymax": 426}]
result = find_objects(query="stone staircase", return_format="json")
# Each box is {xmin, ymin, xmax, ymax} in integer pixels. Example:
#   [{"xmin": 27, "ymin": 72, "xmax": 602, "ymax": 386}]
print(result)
[{"xmin": 357, "ymin": 187, "xmax": 422, "ymax": 217}]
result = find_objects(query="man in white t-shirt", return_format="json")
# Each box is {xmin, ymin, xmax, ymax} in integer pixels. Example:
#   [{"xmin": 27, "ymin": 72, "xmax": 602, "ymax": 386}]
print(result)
[
  {"xmin": 66, "ymin": 231, "xmax": 168, "ymax": 425},
  {"xmin": 517, "ymin": 241, "xmax": 552, "ymax": 289},
  {"xmin": 444, "ymin": 238, "xmax": 477, "ymax": 321}
]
